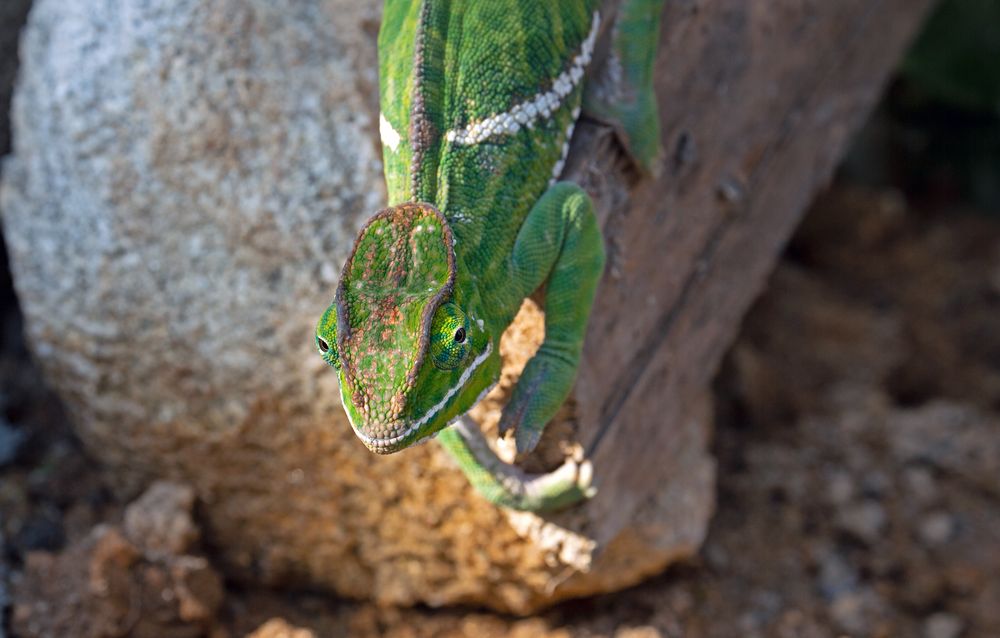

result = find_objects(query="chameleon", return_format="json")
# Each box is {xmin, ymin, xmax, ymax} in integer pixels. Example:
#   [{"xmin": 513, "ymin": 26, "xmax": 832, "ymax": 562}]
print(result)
[{"xmin": 316, "ymin": 0, "xmax": 664, "ymax": 511}]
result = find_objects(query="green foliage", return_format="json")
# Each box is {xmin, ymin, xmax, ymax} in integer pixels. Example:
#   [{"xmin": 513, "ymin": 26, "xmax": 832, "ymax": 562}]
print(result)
[
  {"xmin": 843, "ymin": 0, "xmax": 1000, "ymax": 214},
  {"xmin": 902, "ymin": 0, "xmax": 1000, "ymax": 113}
]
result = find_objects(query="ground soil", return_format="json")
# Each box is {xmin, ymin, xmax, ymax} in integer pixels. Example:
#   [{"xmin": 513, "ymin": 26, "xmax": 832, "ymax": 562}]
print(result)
[{"xmin": 2, "ymin": 181, "xmax": 998, "ymax": 638}]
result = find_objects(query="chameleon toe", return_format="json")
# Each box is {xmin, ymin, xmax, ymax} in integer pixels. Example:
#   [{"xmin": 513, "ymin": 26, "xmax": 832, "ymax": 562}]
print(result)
[{"xmin": 514, "ymin": 426, "xmax": 544, "ymax": 455}]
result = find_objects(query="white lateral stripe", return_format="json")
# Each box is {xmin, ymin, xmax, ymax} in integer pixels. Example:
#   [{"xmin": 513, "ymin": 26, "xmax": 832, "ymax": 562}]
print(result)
[
  {"xmin": 549, "ymin": 106, "xmax": 580, "ymax": 185},
  {"xmin": 413, "ymin": 340, "xmax": 493, "ymax": 428},
  {"xmin": 353, "ymin": 341, "xmax": 493, "ymax": 447},
  {"xmin": 444, "ymin": 11, "xmax": 600, "ymax": 147},
  {"xmin": 379, "ymin": 112, "xmax": 402, "ymax": 152}
]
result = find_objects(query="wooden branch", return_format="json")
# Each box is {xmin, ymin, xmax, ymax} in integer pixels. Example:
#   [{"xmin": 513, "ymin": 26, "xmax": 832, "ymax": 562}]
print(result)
[{"xmin": 560, "ymin": 0, "xmax": 936, "ymax": 548}]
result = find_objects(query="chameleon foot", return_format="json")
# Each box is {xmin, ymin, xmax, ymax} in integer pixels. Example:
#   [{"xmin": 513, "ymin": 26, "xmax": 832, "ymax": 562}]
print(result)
[{"xmin": 437, "ymin": 416, "xmax": 596, "ymax": 512}]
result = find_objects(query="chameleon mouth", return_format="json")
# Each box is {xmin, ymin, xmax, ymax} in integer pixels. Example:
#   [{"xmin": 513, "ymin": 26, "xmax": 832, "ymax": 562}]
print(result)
[
  {"xmin": 354, "ymin": 419, "xmax": 423, "ymax": 454},
  {"xmin": 349, "ymin": 341, "xmax": 494, "ymax": 454}
]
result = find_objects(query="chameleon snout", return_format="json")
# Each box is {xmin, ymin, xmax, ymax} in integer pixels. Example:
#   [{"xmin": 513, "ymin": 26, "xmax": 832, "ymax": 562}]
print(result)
[{"xmin": 351, "ymin": 413, "xmax": 423, "ymax": 455}]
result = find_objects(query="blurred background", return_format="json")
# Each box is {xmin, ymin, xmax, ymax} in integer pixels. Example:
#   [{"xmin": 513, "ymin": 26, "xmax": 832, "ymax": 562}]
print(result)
[{"xmin": 1, "ymin": 1, "xmax": 998, "ymax": 636}]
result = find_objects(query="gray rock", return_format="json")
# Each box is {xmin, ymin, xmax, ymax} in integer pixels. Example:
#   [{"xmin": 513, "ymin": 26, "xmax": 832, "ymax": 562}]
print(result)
[
  {"xmin": 918, "ymin": 511, "xmax": 956, "ymax": 547},
  {"xmin": 886, "ymin": 402, "xmax": 1000, "ymax": 497},
  {"xmin": 818, "ymin": 551, "xmax": 859, "ymax": 600},
  {"xmin": 835, "ymin": 499, "xmax": 887, "ymax": 544},
  {"xmin": 902, "ymin": 465, "xmax": 938, "ymax": 504},
  {"xmin": 923, "ymin": 612, "xmax": 964, "ymax": 638},
  {"xmin": 825, "ymin": 469, "xmax": 855, "ymax": 506},
  {"xmin": 829, "ymin": 592, "xmax": 867, "ymax": 636},
  {"xmin": 1, "ymin": 0, "xmax": 384, "ymax": 482},
  {"xmin": 123, "ymin": 481, "xmax": 198, "ymax": 559},
  {"xmin": 860, "ymin": 470, "xmax": 890, "ymax": 499}
]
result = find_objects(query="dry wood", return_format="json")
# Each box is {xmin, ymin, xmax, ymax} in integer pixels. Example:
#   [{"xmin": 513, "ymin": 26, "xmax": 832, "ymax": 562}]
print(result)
[{"xmin": 563, "ymin": 0, "xmax": 935, "ymax": 546}]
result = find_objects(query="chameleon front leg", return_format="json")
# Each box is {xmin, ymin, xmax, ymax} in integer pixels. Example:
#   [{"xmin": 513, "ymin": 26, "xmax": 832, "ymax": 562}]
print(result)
[
  {"xmin": 436, "ymin": 416, "xmax": 595, "ymax": 512},
  {"xmin": 436, "ymin": 183, "xmax": 604, "ymax": 512},
  {"xmin": 499, "ymin": 182, "xmax": 606, "ymax": 455}
]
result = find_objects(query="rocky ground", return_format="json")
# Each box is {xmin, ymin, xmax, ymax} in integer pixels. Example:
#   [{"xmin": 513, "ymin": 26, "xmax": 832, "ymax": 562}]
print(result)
[{"xmin": 2, "ymin": 182, "xmax": 998, "ymax": 637}]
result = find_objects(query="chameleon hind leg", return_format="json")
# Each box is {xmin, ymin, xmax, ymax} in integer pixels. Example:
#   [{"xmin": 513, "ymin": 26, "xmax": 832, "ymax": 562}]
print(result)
[
  {"xmin": 584, "ymin": 0, "xmax": 665, "ymax": 173},
  {"xmin": 436, "ymin": 182, "xmax": 604, "ymax": 511}
]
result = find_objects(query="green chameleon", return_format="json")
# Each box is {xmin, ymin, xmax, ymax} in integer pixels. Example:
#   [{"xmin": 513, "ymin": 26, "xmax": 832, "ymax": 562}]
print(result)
[{"xmin": 316, "ymin": 0, "xmax": 663, "ymax": 511}]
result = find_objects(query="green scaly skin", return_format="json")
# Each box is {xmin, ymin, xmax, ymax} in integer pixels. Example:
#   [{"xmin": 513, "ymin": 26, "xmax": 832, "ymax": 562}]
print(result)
[{"xmin": 316, "ymin": 0, "xmax": 664, "ymax": 511}]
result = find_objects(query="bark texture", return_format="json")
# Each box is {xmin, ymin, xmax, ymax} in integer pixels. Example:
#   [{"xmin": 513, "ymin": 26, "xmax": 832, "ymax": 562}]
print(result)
[{"xmin": 0, "ymin": 0, "xmax": 933, "ymax": 613}]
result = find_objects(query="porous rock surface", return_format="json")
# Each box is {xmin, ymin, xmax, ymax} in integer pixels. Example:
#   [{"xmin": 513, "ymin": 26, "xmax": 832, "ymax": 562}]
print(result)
[{"xmin": 0, "ymin": 0, "xmax": 705, "ymax": 613}]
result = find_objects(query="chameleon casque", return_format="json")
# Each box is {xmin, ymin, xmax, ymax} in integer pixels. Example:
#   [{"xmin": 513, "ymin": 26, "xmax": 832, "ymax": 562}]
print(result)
[{"xmin": 317, "ymin": 0, "xmax": 663, "ymax": 511}]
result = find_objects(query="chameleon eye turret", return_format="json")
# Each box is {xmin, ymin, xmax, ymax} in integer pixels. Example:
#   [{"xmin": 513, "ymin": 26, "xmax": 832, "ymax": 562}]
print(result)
[
  {"xmin": 315, "ymin": 305, "xmax": 340, "ymax": 369},
  {"xmin": 429, "ymin": 302, "xmax": 472, "ymax": 370}
]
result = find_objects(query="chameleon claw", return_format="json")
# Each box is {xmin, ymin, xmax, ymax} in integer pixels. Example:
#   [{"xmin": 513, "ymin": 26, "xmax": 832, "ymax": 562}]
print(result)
[
  {"xmin": 497, "ymin": 397, "xmax": 543, "ymax": 454},
  {"xmin": 515, "ymin": 425, "xmax": 543, "ymax": 455},
  {"xmin": 499, "ymin": 364, "xmax": 548, "ymax": 453},
  {"xmin": 497, "ymin": 412, "xmax": 516, "ymax": 438}
]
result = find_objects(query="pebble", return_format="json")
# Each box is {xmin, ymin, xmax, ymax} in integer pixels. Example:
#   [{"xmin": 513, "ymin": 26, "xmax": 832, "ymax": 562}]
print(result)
[
  {"xmin": 826, "ymin": 470, "xmax": 855, "ymax": 505},
  {"xmin": 0, "ymin": 419, "xmax": 27, "ymax": 467},
  {"xmin": 918, "ymin": 511, "xmax": 956, "ymax": 547},
  {"xmin": 836, "ymin": 500, "xmax": 888, "ymax": 544},
  {"xmin": 818, "ymin": 552, "xmax": 858, "ymax": 599},
  {"xmin": 13, "ymin": 513, "xmax": 65, "ymax": 552},
  {"xmin": 861, "ymin": 470, "xmax": 891, "ymax": 498},
  {"xmin": 903, "ymin": 466, "xmax": 938, "ymax": 503},
  {"xmin": 923, "ymin": 612, "xmax": 964, "ymax": 638},
  {"xmin": 705, "ymin": 543, "xmax": 731, "ymax": 571},
  {"xmin": 830, "ymin": 592, "xmax": 867, "ymax": 635}
]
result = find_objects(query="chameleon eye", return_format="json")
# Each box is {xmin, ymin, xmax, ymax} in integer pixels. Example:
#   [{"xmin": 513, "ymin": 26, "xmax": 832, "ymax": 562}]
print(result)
[
  {"xmin": 430, "ymin": 303, "xmax": 471, "ymax": 370},
  {"xmin": 315, "ymin": 305, "xmax": 340, "ymax": 369}
]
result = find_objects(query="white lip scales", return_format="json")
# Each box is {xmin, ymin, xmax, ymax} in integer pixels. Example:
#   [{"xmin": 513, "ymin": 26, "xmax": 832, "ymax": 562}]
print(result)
[{"xmin": 353, "ymin": 341, "xmax": 493, "ymax": 450}]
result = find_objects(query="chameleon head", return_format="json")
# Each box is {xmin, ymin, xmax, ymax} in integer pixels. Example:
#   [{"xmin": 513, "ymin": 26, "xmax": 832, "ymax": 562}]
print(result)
[{"xmin": 315, "ymin": 202, "xmax": 498, "ymax": 454}]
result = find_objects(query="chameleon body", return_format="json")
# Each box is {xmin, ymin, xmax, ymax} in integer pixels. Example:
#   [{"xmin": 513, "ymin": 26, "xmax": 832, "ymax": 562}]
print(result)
[{"xmin": 317, "ymin": 0, "xmax": 663, "ymax": 511}]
